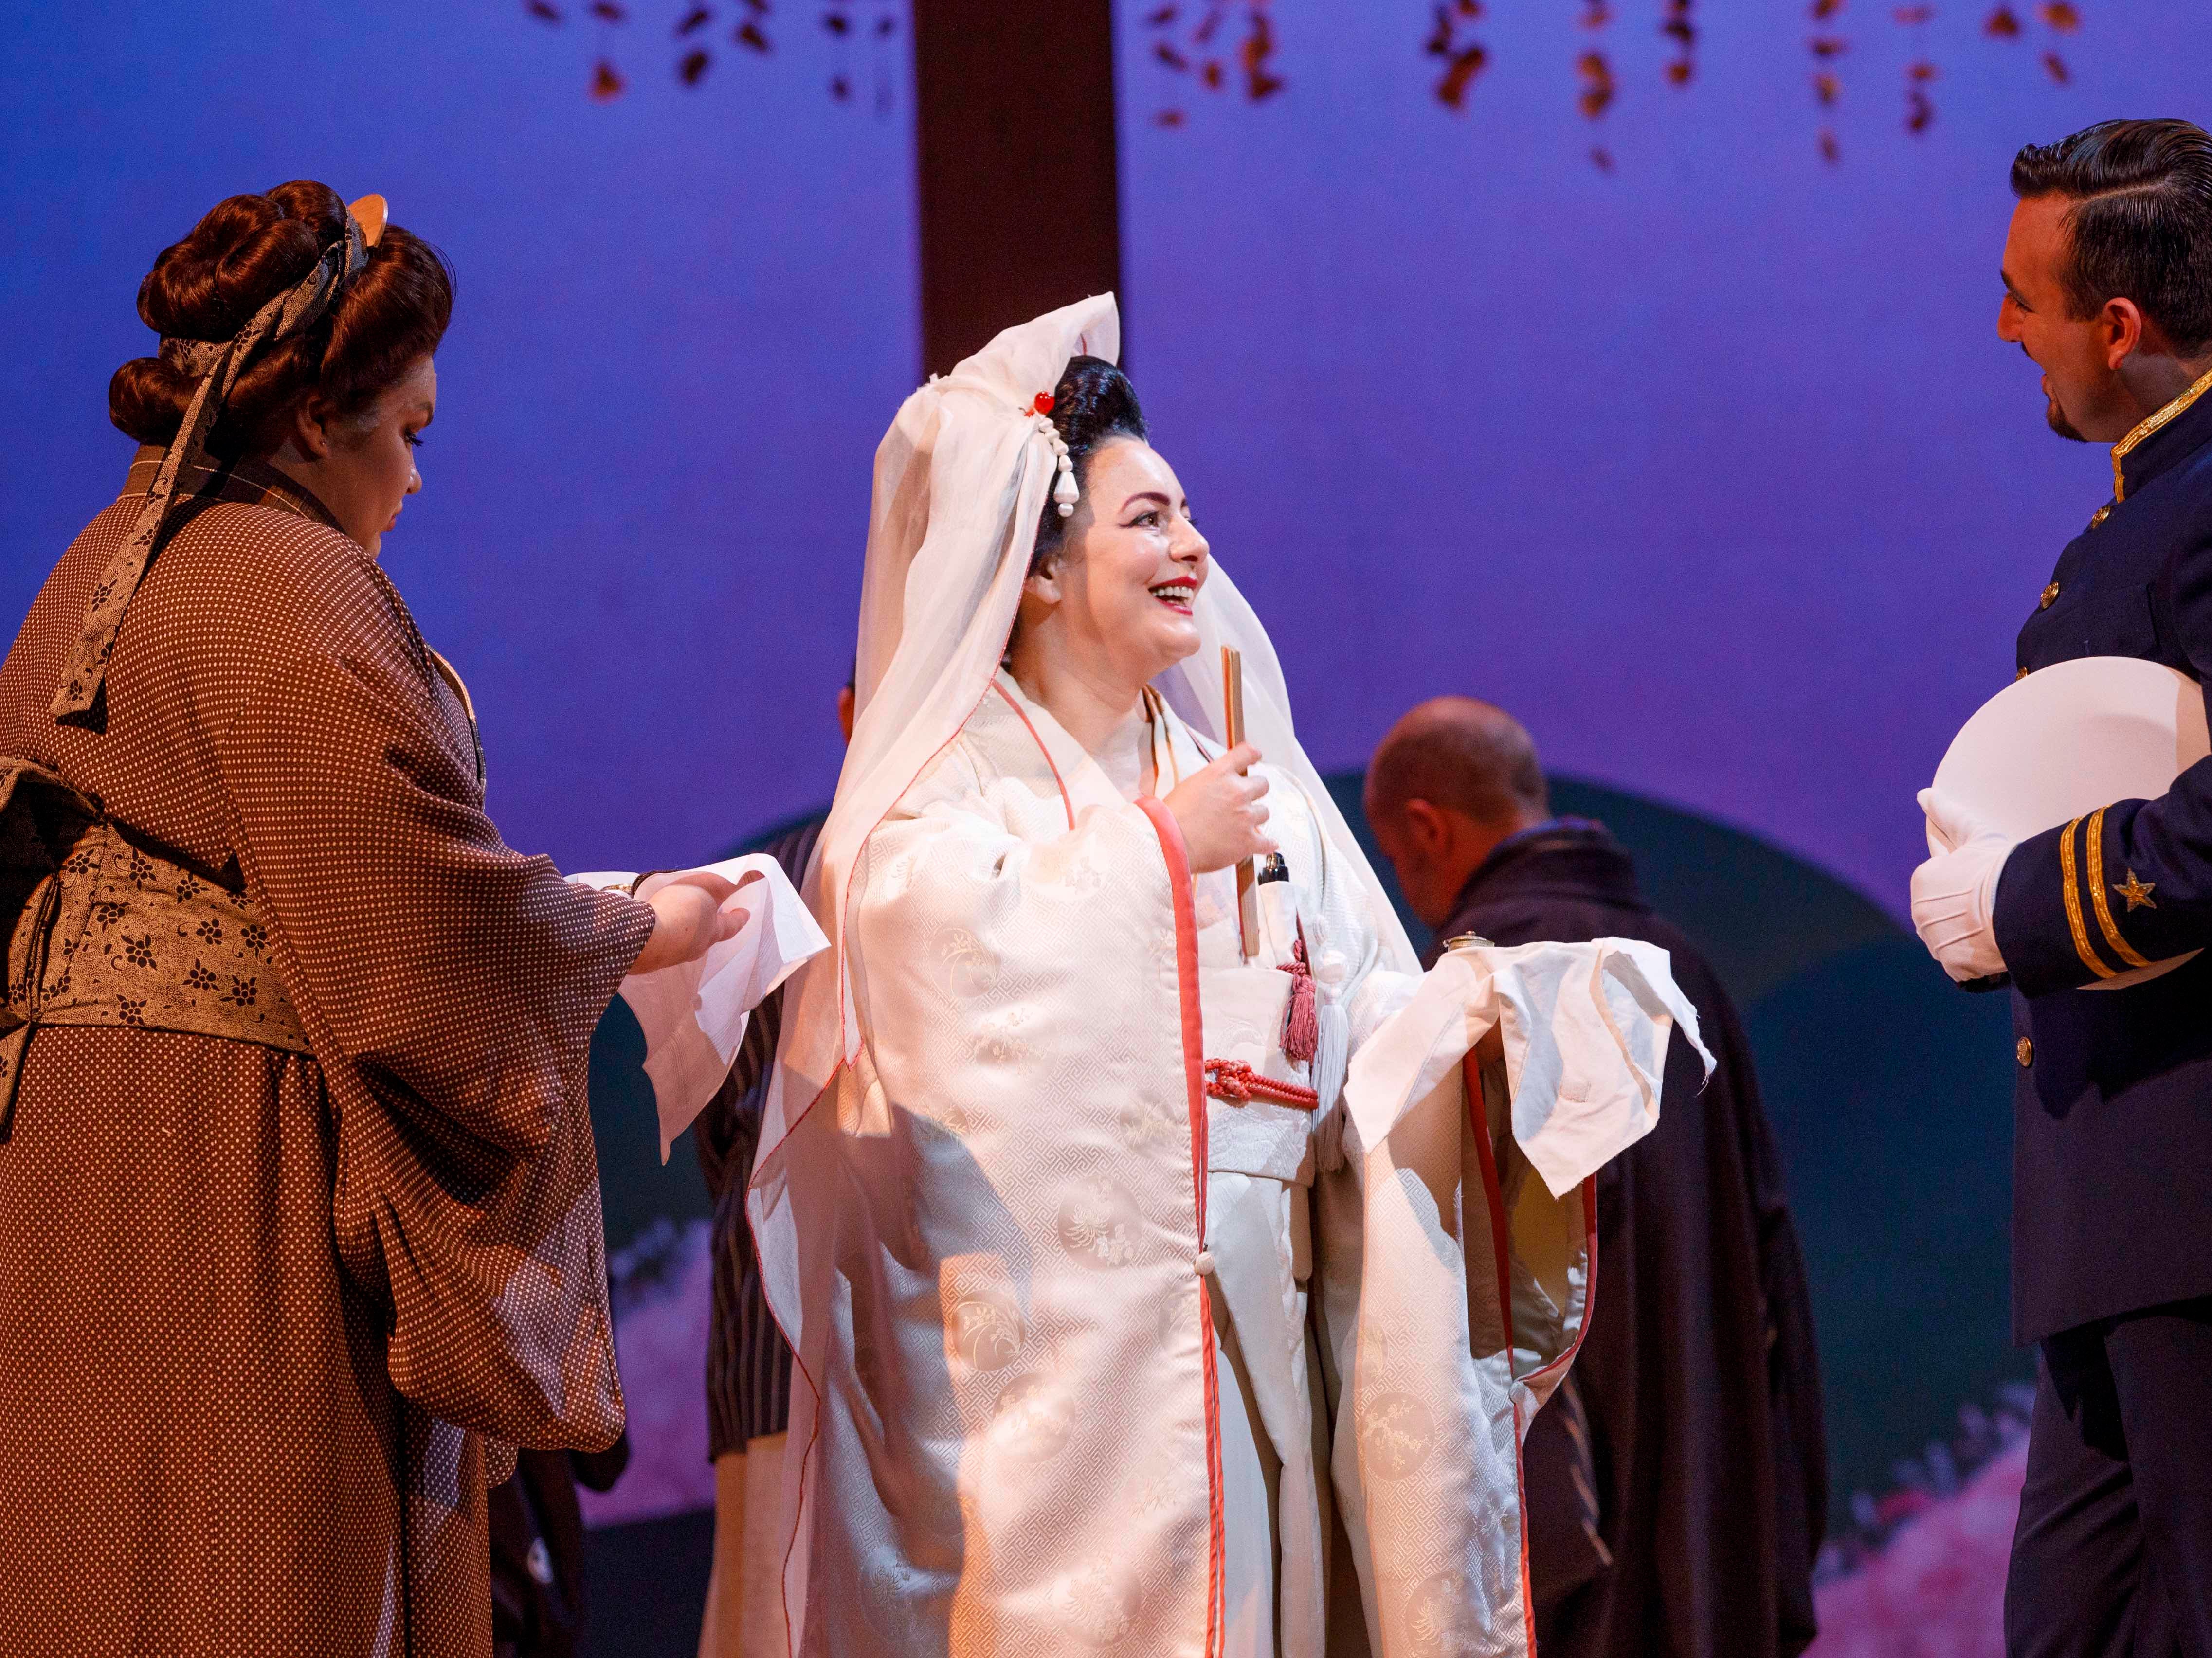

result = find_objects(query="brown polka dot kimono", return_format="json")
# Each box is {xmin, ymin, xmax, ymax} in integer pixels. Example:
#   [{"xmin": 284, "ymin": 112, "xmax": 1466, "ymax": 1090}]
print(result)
[{"xmin": 0, "ymin": 458, "xmax": 656, "ymax": 1658}]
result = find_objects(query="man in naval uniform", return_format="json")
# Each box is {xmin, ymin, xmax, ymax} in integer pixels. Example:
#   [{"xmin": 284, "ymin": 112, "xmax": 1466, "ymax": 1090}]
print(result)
[{"xmin": 1910, "ymin": 119, "xmax": 2212, "ymax": 1658}]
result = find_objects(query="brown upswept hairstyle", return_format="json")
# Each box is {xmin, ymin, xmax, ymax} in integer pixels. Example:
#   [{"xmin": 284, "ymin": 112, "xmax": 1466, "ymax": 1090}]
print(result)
[{"xmin": 108, "ymin": 180, "xmax": 453, "ymax": 453}]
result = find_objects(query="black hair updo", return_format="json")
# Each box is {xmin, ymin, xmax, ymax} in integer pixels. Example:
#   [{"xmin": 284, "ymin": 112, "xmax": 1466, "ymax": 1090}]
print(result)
[{"xmin": 1030, "ymin": 355, "xmax": 1148, "ymax": 572}]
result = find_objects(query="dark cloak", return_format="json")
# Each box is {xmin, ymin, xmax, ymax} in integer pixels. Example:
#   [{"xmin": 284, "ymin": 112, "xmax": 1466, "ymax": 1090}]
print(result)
[
  {"xmin": 1430, "ymin": 820, "xmax": 1828, "ymax": 1658},
  {"xmin": 487, "ymin": 1439, "xmax": 631, "ymax": 1658}
]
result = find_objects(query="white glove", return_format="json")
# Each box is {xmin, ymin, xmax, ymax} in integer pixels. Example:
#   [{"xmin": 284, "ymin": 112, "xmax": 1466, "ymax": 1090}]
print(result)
[{"xmin": 1910, "ymin": 788, "xmax": 2014, "ymax": 982}]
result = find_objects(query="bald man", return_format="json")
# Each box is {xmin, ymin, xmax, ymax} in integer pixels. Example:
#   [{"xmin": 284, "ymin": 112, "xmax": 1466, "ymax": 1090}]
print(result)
[{"xmin": 1366, "ymin": 698, "xmax": 1829, "ymax": 1658}]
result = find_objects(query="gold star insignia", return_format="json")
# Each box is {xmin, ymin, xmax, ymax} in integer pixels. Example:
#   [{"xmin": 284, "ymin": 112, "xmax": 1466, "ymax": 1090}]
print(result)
[{"xmin": 2113, "ymin": 870, "xmax": 2157, "ymax": 912}]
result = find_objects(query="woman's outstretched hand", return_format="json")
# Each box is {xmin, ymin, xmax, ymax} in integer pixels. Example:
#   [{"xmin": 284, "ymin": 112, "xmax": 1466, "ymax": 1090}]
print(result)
[
  {"xmin": 630, "ymin": 868, "xmax": 762, "ymax": 975},
  {"xmin": 1165, "ymin": 743, "xmax": 1276, "ymax": 874}
]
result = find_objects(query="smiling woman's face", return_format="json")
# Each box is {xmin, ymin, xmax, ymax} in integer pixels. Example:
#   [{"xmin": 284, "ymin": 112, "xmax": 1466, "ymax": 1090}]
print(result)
[{"xmin": 1026, "ymin": 437, "xmax": 1210, "ymax": 694}]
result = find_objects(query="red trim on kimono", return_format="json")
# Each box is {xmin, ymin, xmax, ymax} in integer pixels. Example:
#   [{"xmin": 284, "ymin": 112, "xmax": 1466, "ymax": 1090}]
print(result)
[
  {"xmin": 1467, "ymin": 1052, "xmax": 1520, "ymax": 1370},
  {"xmin": 990, "ymin": 679, "xmax": 1075, "ymax": 829},
  {"xmin": 1517, "ymin": 1177, "xmax": 1601, "ymax": 1390},
  {"xmin": 1139, "ymin": 793, "xmax": 1226, "ymax": 1658},
  {"xmin": 755, "ymin": 1062, "xmax": 841, "ymax": 1658},
  {"xmin": 764, "ymin": 684, "xmax": 1006, "ymax": 1655},
  {"xmin": 1464, "ymin": 1052, "xmax": 1603, "ymax": 1655}
]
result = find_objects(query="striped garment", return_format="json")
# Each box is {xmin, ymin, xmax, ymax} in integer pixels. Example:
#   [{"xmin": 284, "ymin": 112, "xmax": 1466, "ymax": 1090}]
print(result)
[{"xmin": 694, "ymin": 813, "xmax": 824, "ymax": 1456}]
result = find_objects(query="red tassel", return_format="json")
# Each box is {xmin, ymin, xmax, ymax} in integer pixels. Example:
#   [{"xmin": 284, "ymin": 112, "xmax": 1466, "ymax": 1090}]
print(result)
[{"xmin": 1284, "ymin": 932, "xmax": 1319, "ymax": 1065}]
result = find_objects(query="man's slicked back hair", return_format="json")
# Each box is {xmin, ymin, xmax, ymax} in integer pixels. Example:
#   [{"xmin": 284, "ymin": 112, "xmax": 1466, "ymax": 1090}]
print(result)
[{"xmin": 2012, "ymin": 118, "xmax": 2212, "ymax": 353}]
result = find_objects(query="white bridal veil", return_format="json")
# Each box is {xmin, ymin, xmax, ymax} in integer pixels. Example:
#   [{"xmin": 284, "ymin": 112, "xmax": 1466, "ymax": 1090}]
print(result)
[
  {"xmin": 744, "ymin": 292, "xmax": 1420, "ymax": 1601},
  {"xmin": 744, "ymin": 293, "xmax": 1707, "ymax": 1658},
  {"xmin": 752, "ymin": 293, "xmax": 1417, "ymax": 1313}
]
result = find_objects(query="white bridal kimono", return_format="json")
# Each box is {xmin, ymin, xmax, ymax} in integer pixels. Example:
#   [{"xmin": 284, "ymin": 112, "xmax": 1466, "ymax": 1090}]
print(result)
[
  {"xmin": 754, "ymin": 673, "xmax": 1701, "ymax": 1657},
  {"xmin": 747, "ymin": 291, "xmax": 1704, "ymax": 1658}
]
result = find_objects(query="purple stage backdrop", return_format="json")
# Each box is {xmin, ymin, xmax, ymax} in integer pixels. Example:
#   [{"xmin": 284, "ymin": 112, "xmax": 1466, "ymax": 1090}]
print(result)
[
  {"xmin": 11, "ymin": 5, "xmax": 2212, "ymax": 1644},
  {"xmin": 5, "ymin": 2, "xmax": 2211, "ymax": 913},
  {"xmin": 1, "ymin": 0, "xmax": 914, "ymax": 880},
  {"xmin": 1111, "ymin": 1, "xmax": 2210, "ymax": 915}
]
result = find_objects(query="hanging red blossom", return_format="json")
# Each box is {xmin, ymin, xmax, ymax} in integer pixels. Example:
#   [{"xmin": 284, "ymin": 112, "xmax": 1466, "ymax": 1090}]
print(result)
[{"xmin": 1577, "ymin": 51, "xmax": 1616, "ymax": 119}]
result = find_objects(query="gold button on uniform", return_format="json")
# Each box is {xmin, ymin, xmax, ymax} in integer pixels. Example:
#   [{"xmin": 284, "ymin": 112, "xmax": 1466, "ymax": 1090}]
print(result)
[
  {"xmin": 2017, "ymin": 1037, "xmax": 2034, "ymax": 1068},
  {"xmin": 2040, "ymin": 582, "xmax": 2061, "ymax": 610},
  {"xmin": 2017, "ymin": 666, "xmax": 2031, "ymax": 681}
]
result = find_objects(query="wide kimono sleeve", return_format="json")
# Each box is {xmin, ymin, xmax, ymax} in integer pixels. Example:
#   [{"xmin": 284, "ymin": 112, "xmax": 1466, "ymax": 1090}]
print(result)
[
  {"xmin": 1310, "ymin": 826, "xmax": 1702, "ymax": 1656},
  {"xmin": 769, "ymin": 736, "xmax": 1233, "ymax": 1656},
  {"xmin": 210, "ymin": 548, "xmax": 653, "ymax": 1451},
  {"xmin": 847, "ymin": 742, "xmax": 1182, "ymax": 1019},
  {"xmin": 838, "ymin": 740, "xmax": 1191, "ymax": 1158}
]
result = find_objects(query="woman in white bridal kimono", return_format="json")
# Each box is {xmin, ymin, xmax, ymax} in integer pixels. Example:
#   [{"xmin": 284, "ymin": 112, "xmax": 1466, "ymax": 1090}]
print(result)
[{"xmin": 747, "ymin": 297, "xmax": 1706, "ymax": 1658}]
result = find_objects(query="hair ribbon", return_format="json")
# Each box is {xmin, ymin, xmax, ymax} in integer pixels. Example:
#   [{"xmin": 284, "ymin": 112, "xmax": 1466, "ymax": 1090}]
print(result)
[{"xmin": 52, "ymin": 197, "xmax": 385, "ymax": 728}]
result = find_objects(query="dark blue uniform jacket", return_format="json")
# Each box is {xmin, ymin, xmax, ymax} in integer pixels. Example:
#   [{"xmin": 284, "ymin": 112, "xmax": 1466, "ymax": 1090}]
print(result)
[{"xmin": 1992, "ymin": 368, "xmax": 2212, "ymax": 1343}]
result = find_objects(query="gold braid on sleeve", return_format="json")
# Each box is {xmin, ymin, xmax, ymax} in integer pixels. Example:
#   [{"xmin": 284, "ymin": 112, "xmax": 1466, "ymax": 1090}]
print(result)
[
  {"xmin": 2058, "ymin": 815, "xmax": 2117, "ymax": 980},
  {"xmin": 2085, "ymin": 806, "xmax": 2152, "ymax": 969}
]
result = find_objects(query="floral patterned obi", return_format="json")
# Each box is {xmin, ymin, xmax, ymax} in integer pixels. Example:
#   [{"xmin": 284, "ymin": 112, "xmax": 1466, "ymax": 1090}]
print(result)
[{"xmin": 1, "ymin": 758, "xmax": 307, "ymax": 1134}]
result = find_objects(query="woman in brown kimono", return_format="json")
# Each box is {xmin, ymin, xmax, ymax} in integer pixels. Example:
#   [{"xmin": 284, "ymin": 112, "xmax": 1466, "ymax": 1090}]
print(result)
[{"xmin": 0, "ymin": 182, "xmax": 738, "ymax": 1658}]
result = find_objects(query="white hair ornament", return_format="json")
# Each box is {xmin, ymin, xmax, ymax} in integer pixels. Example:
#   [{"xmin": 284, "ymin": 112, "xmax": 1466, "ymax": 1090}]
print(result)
[{"xmin": 1030, "ymin": 391, "xmax": 1080, "ymax": 519}]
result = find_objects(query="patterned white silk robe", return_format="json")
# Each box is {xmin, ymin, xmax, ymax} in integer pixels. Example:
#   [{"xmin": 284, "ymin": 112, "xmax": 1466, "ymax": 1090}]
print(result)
[{"xmin": 762, "ymin": 670, "xmax": 1678, "ymax": 1657}]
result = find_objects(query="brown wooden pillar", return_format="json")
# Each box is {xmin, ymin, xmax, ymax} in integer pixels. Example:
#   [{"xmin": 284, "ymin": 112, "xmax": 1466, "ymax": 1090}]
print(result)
[{"xmin": 911, "ymin": 0, "xmax": 1123, "ymax": 377}]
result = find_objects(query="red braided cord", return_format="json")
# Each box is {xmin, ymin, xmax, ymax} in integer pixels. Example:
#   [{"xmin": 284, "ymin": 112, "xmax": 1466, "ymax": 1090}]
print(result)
[{"xmin": 1202, "ymin": 1059, "xmax": 1320, "ymax": 1111}]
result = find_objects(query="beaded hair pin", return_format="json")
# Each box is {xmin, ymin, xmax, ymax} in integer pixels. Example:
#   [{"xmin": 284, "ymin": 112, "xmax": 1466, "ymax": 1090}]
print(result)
[{"xmin": 1031, "ymin": 392, "xmax": 1081, "ymax": 519}]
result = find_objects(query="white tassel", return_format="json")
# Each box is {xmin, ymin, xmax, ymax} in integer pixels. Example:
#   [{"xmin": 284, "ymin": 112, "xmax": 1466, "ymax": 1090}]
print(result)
[
  {"xmin": 1312, "ymin": 999, "xmax": 1352, "ymax": 1172},
  {"xmin": 1054, "ymin": 455, "xmax": 1080, "ymax": 518}
]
